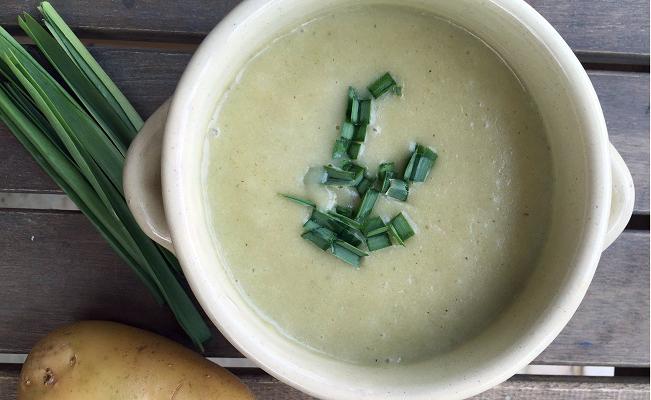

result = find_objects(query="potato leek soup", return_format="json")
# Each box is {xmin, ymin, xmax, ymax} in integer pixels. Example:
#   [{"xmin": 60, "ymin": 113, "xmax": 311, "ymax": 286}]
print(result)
[{"xmin": 203, "ymin": 5, "xmax": 553, "ymax": 365}]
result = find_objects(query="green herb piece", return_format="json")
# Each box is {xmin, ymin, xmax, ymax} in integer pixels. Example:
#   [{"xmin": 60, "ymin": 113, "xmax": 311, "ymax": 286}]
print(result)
[
  {"xmin": 303, "ymin": 219, "xmax": 321, "ymax": 232},
  {"xmin": 327, "ymin": 210, "xmax": 362, "ymax": 231},
  {"xmin": 356, "ymin": 175, "xmax": 375, "ymax": 196},
  {"xmin": 366, "ymin": 225, "xmax": 389, "ymax": 237},
  {"xmin": 404, "ymin": 144, "xmax": 438, "ymax": 182},
  {"xmin": 0, "ymin": 8, "xmax": 211, "ymax": 350},
  {"xmin": 363, "ymin": 216, "xmax": 386, "ymax": 235},
  {"xmin": 355, "ymin": 188, "xmax": 379, "ymax": 222},
  {"xmin": 352, "ymin": 123, "xmax": 367, "ymax": 142},
  {"xmin": 385, "ymin": 179, "xmax": 409, "ymax": 201},
  {"xmin": 368, "ymin": 72, "xmax": 398, "ymax": 99},
  {"xmin": 340, "ymin": 121, "xmax": 355, "ymax": 140},
  {"xmin": 341, "ymin": 161, "xmax": 366, "ymax": 186},
  {"xmin": 346, "ymin": 86, "xmax": 359, "ymax": 123},
  {"xmin": 375, "ymin": 162, "xmax": 395, "ymax": 193},
  {"xmin": 330, "ymin": 239, "xmax": 367, "ymax": 267},
  {"xmin": 347, "ymin": 141, "xmax": 362, "ymax": 159},
  {"xmin": 323, "ymin": 164, "xmax": 357, "ymax": 186},
  {"xmin": 332, "ymin": 137, "xmax": 350, "ymax": 159},
  {"xmin": 392, "ymin": 85, "xmax": 402, "ymax": 96},
  {"xmin": 302, "ymin": 226, "xmax": 337, "ymax": 250},
  {"xmin": 359, "ymin": 99, "xmax": 372, "ymax": 124},
  {"xmin": 279, "ymin": 193, "xmax": 315, "ymax": 207},
  {"xmin": 388, "ymin": 212, "xmax": 415, "ymax": 245},
  {"xmin": 307, "ymin": 209, "xmax": 363, "ymax": 247},
  {"xmin": 367, "ymin": 232, "xmax": 392, "ymax": 251},
  {"xmin": 336, "ymin": 205, "xmax": 355, "ymax": 218}
]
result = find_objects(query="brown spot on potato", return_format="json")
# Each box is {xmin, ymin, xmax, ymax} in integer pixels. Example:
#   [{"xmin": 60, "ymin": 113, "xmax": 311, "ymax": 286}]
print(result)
[
  {"xmin": 43, "ymin": 368, "xmax": 56, "ymax": 385},
  {"xmin": 69, "ymin": 355, "xmax": 77, "ymax": 366}
]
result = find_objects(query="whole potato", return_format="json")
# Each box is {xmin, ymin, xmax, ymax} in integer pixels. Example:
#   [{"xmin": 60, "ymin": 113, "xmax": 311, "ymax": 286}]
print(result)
[{"xmin": 18, "ymin": 321, "xmax": 253, "ymax": 400}]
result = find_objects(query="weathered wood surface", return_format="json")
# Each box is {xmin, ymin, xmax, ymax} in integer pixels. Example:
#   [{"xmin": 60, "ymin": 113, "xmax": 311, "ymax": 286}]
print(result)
[
  {"xmin": 0, "ymin": 367, "xmax": 648, "ymax": 400},
  {"xmin": 0, "ymin": 209, "xmax": 647, "ymax": 366},
  {"xmin": 1, "ymin": 0, "xmax": 649, "ymax": 56},
  {"xmin": 0, "ymin": 47, "xmax": 648, "ymax": 215}
]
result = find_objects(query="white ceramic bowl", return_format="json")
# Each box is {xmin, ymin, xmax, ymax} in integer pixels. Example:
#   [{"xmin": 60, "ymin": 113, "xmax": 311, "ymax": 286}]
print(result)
[{"xmin": 124, "ymin": 0, "xmax": 635, "ymax": 398}]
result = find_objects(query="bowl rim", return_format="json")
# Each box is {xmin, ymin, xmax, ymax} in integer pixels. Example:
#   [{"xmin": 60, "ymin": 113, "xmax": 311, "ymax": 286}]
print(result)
[{"xmin": 162, "ymin": 0, "xmax": 611, "ymax": 398}]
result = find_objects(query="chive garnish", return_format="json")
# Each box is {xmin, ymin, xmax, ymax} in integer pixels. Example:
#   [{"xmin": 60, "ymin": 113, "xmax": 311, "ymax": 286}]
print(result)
[
  {"xmin": 330, "ymin": 240, "xmax": 368, "ymax": 267},
  {"xmin": 340, "ymin": 121, "xmax": 355, "ymax": 140},
  {"xmin": 366, "ymin": 225, "xmax": 389, "ymax": 237},
  {"xmin": 355, "ymin": 188, "xmax": 379, "ymax": 222},
  {"xmin": 342, "ymin": 161, "xmax": 366, "ymax": 186},
  {"xmin": 359, "ymin": 99, "xmax": 372, "ymax": 124},
  {"xmin": 404, "ymin": 144, "xmax": 438, "ymax": 182},
  {"xmin": 367, "ymin": 232, "xmax": 392, "ymax": 251},
  {"xmin": 368, "ymin": 72, "xmax": 398, "ymax": 98},
  {"xmin": 323, "ymin": 164, "xmax": 357, "ymax": 186},
  {"xmin": 385, "ymin": 179, "xmax": 409, "ymax": 201},
  {"xmin": 352, "ymin": 123, "xmax": 367, "ymax": 142},
  {"xmin": 306, "ymin": 209, "xmax": 363, "ymax": 247},
  {"xmin": 346, "ymin": 86, "xmax": 359, "ymax": 123},
  {"xmin": 388, "ymin": 212, "xmax": 415, "ymax": 245},
  {"xmin": 327, "ymin": 210, "xmax": 363, "ymax": 231},
  {"xmin": 363, "ymin": 216, "xmax": 385, "ymax": 235},
  {"xmin": 332, "ymin": 137, "xmax": 350, "ymax": 159},
  {"xmin": 336, "ymin": 205, "xmax": 355, "ymax": 218},
  {"xmin": 347, "ymin": 141, "xmax": 362, "ymax": 159},
  {"xmin": 279, "ymin": 193, "xmax": 316, "ymax": 208},
  {"xmin": 376, "ymin": 162, "xmax": 395, "ymax": 193},
  {"xmin": 302, "ymin": 227, "xmax": 337, "ymax": 250},
  {"xmin": 356, "ymin": 175, "xmax": 375, "ymax": 196}
]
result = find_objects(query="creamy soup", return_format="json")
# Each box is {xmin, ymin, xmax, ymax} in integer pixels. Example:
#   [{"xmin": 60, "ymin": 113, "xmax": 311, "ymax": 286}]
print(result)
[{"xmin": 203, "ymin": 5, "xmax": 553, "ymax": 365}]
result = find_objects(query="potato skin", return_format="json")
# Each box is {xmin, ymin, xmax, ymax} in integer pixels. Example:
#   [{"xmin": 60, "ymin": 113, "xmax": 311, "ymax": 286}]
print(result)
[{"xmin": 18, "ymin": 321, "xmax": 253, "ymax": 400}]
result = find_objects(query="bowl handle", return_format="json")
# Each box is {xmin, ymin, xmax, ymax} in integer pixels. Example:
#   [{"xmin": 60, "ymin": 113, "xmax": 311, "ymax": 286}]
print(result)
[
  {"xmin": 602, "ymin": 143, "xmax": 635, "ymax": 250},
  {"xmin": 123, "ymin": 99, "xmax": 175, "ymax": 254}
]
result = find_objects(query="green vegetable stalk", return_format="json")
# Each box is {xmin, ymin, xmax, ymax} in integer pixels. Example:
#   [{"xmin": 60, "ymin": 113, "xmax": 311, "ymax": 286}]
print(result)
[{"xmin": 0, "ymin": 2, "xmax": 211, "ymax": 349}]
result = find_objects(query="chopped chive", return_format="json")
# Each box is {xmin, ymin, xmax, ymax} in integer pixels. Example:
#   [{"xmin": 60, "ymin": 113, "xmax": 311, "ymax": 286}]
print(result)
[
  {"xmin": 302, "ymin": 227, "xmax": 337, "ymax": 250},
  {"xmin": 356, "ymin": 175, "xmax": 374, "ymax": 196},
  {"xmin": 334, "ymin": 239, "xmax": 368, "ymax": 257},
  {"xmin": 346, "ymin": 86, "xmax": 359, "ymax": 123},
  {"xmin": 329, "ymin": 240, "xmax": 365, "ymax": 267},
  {"xmin": 323, "ymin": 164, "xmax": 357, "ymax": 186},
  {"xmin": 327, "ymin": 210, "xmax": 362, "ymax": 231},
  {"xmin": 306, "ymin": 209, "xmax": 363, "ymax": 247},
  {"xmin": 352, "ymin": 123, "xmax": 367, "ymax": 142},
  {"xmin": 332, "ymin": 137, "xmax": 350, "ymax": 159},
  {"xmin": 366, "ymin": 225, "xmax": 389, "ymax": 237},
  {"xmin": 362, "ymin": 216, "xmax": 385, "ymax": 236},
  {"xmin": 340, "ymin": 121, "xmax": 355, "ymax": 140},
  {"xmin": 385, "ymin": 179, "xmax": 409, "ymax": 201},
  {"xmin": 279, "ymin": 193, "xmax": 315, "ymax": 208},
  {"xmin": 367, "ymin": 232, "xmax": 392, "ymax": 251},
  {"xmin": 347, "ymin": 141, "xmax": 362, "ymax": 159},
  {"xmin": 355, "ymin": 188, "xmax": 379, "ymax": 222},
  {"xmin": 303, "ymin": 219, "xmax": 321, "ymax": 232},
  {"xmin": 359, "ymin": 99, "xmax": 372, "ymax": 124},
  {"xmin": 341, "ymin": 161, "xmax": 366, "ymax": 186},
  {"xmin": 368, "ymin": 72, "xmax": 398, "ymax": 98},
  {"xmin": 336, "ymin": 205, "xmax": 355, "ymax": 218},
  {"xmin": 392, "ymin": 86, "xmax": 402, "ymax": 96},
  {"xmin": 375, "ymin": 162, "xmax": 395, "ymax": 193},
  {"xmin": 404, "ymin": 144, "xmax": 438, "ymax": 182},
  {"xmin": 387, "ymin": 223, "xmax": 404, "ymax": 246},
  {"xmin": 389, "ymin": 212, "xmax": 415, "ymax": 245}
]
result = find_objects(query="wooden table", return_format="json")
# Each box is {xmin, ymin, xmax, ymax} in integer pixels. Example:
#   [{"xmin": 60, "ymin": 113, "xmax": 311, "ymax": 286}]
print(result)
[{"xmin": 0, "ymin": 1, "xmax": 648, "ymax": 398}]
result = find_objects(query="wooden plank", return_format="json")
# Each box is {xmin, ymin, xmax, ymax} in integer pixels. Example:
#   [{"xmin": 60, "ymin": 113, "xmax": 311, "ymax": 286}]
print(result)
[
  {"xmin": 0, "ymin": 367, "xmax": 648, "ymax": 400},
  {"xmin": 533, "ymin": 230, "xmax": 650, "ymax": 367},
  {"xmin": 0, "ymin": 209, "xmax": 647, "ymax": 366},
  {"xmin": 0, "ymin": 0, "xmax": 648, "ymax": 55},
  {"xmin": 0, "ymin": 48, "xmax": 648, "ymax": 215}
]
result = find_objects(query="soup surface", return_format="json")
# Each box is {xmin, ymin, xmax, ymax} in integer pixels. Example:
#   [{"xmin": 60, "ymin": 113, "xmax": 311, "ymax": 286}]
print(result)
[{"xmin": 203, "ymin": 5, "xmax": 553, "ymax": 365}]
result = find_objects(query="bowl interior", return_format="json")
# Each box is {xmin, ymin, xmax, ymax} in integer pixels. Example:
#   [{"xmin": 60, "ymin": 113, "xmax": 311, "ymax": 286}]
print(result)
[{"xmin": 163, "ymin": 0, "xmax": 610, "ymax": 398}]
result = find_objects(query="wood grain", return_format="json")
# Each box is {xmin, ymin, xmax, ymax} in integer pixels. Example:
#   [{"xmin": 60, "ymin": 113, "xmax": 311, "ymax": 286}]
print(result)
[
  {"xmin": 0, "ymin": 0, "xmax": 648, "ymax": 56},
  {"xmin": 0, "ymin": 366, "xmax": 648, "ymax": 400},
  {"xmin": 0, "ymin": 47, "xmax": 648, "ymax": 215},
  {"xmin": 0, "ymin": 209, "xmax": 647, "ymax": 366}
]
